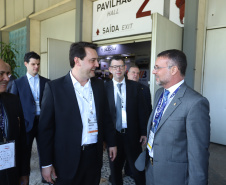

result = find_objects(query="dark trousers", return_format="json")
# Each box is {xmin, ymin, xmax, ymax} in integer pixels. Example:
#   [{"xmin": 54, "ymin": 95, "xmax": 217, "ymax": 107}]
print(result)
[
  {"xmin": 109, "ymin": 132, "xmax": 145, "ymax": 185},
  {"xmin": 0, "ymin": 169, "xmax": 18, "ymax": 185},
  {"xmin": 26, "ymin": 116, "xmax": 41, "ymax": 174},
  {"xmin": 55, "ymin": 144, "xmax": 101, "ymax": 185}
]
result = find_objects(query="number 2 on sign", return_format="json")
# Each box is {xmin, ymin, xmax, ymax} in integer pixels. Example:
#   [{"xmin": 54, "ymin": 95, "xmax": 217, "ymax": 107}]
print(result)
[{"xmin": 136, "ymin": 0, "xmax": 151, "ymax": 18}]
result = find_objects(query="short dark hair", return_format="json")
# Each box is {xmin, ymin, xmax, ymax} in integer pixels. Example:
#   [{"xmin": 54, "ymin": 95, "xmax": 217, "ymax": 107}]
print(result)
[
  {"xmin": 157, "ymin": 49, "xmax": 187, "ymax": 76},
  {"xmin": 128, "ymin": 63, "xmax": 139, "ymax": 72},
  {"xmin": 69, "ymin": 42, "xmax": 97, "ymax": 68},
  {"xmin": 24, "ymin": 51, "xmax": 40, "ymax": 63},
  {"xmin": 109, "ymin": 56, "xmax": 125, "ymax": 66}
]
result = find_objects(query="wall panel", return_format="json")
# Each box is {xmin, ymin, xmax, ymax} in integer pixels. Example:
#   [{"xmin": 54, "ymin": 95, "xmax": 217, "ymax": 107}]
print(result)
[
  {"xmin": 207, "ymin": 0, "xmax": 226, "ymax": 28},
  {"xmin": 24, "ymin": 0, "xmax": 34, "ymax": 17},
  {"xmin": 35, "ymin": 0, "xmax": 49, "ymax": 12},
  {"xmin": 0, "ymin": 0, "xmax": 5, "ymax": 28},
  {"xmin": 6, "ymin": 0, "xmax": 14, "ymax": 25},
  {"xmin": 15, "ymin": 0, "xmax": 24, "ymax": 22}
]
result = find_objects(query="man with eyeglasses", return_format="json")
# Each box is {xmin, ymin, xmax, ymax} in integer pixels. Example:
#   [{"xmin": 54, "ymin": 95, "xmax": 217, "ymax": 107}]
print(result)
[
  {"xmin": 105, "ymin": 56, "xmax": 148, "ymax": 185},
  {"xmin": 135, "ymin": 49, "xmax": 210, "ymax": 185},
  {"xmin": 0, "ymin": 59, "xmax": 29, "ymax": 185},
  {"xmin": 38, "ymin": 42, "xmax": 116, "ymax": 185}
]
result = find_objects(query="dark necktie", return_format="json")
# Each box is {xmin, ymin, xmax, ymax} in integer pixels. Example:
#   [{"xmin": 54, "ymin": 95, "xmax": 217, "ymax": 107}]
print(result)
[{"xmin": 116, "ymin": 83, "xmax": 122, "ymax": 132}]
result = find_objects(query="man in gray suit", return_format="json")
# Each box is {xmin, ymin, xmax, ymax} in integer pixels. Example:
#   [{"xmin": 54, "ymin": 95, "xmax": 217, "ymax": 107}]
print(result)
[{"xmin": 135, "ymin": 49, "xmax": 210, "ymax": 185}]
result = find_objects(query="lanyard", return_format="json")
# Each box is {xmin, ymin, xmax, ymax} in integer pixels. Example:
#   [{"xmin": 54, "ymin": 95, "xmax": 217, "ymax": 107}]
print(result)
[
  {"xmin": 75, "ymin": 86, "xmax": 94, "ymax": 114},
  {"xmin": 152, "ymin": 85, "xmax": 181, "ymax": 132},
  {"xmin": 0, "ymin": 102, "xmax": 6, "ymax": 141}
]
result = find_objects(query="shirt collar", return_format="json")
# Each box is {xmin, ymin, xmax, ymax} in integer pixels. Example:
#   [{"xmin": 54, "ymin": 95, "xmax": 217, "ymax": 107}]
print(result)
[
  {"xmin": 112, "ymin": 77, "xmax": 125, "ymax": 87},
  {"xmin": 166, "ymin": 79, "xmax": 184, "ymax": 95},
  {"xmin": 70, "ymin": 71, "xmax": 90, "ymax": 88},
  {"xmin": 26, "ymin": 72, "xmax": 39, "ymax": 80}
]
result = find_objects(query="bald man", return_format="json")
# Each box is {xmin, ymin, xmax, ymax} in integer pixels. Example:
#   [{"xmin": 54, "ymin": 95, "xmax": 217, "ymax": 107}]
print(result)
[
  {"xmin": 0, "ymin": 59, "xmax": 29, "ymax": 185},
  {"xmin": 5, "ymin": 63, "xmax": 16, "ymax": 93},
  {"xmin": 127, "ymin": 64, "xmax": 152, "ymax": 115}
]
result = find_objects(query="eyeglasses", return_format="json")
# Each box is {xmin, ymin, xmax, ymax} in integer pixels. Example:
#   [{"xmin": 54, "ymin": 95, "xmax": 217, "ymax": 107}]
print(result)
[
  {"xmin": 153, "ymin": 65, "xmax": 173, "ymax": 71},
  {"xmin": 110, "ymin": 65, "xmax": 125, "ymax": 70}
]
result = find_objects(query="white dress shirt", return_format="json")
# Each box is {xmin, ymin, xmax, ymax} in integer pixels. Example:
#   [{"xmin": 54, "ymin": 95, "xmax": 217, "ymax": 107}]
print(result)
[
  {"xmin": 163, "ymin": 79, "xmax": 184, "ymax": 114},
  {"xmin": 70, "ymin": 71, "xmax": 98, "ymax": 146},
  {"xmin": 112, "ymin": 77, "xmax": 127, "ymax": 128}
]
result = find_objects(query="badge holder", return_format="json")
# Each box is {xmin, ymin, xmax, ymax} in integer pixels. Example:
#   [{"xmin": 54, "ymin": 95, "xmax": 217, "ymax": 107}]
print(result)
[{"xmin": 0, "ymin": 139, "xmax": 16, "ymax": 171}]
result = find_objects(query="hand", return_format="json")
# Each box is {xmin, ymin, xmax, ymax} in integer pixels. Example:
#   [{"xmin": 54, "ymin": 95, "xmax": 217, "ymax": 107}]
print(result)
[
  {"xmin": 42, "ymin": 166, "xmax": 57, "ymax": 184},
  {"xmin": 140, "ymin": 136, "xmax": 147, "ymax": 146},
  {"xmin": 108, "ymin": 146, "xmax": 117, "ymax": 161},
  {"xmin": 19, "ymin": 176, "xmax": 29, "ymax": 185}
]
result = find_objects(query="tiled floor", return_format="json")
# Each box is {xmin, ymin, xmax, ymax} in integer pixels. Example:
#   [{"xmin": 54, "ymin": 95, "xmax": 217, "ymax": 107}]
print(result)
[
  {"xmin": 29, "ymin": 140, "xmax": 135, "ymax": 185},
  {"xmin": 30, "ymin": 141, "xmax": 226, "ymax": 185}
]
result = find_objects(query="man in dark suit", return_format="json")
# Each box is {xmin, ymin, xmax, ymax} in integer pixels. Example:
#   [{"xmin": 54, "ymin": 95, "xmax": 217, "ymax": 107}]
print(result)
[
  {"xmin": 135, "ymin": 49, "xmax": 210, "ymax": 185},
  {"xmin": 125, "ymin": 64, "xmax": 152, "ymax": 178},
  {"xmin": 0, "ymin": 59, "xmax": 29, "ymax": 185},
  {"xmin": 127, "ymin": 64, "xmax": 152, "ymax": 116},
  {"xmin": 38, "ymin": 42, "xmax": 117, "ymax": 185},
  {"xmin": 10, "ymin": 51, "xmax": 50, "ymax": 183},
  {"xmin": 105, "ymin": 56, "xmax": 148, "ymax": 185}
]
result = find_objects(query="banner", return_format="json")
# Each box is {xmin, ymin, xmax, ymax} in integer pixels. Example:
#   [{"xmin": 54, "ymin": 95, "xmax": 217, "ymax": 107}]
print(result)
[{"xmin": 92, "ymin": 0, "xmax": 164, "ymax": 41}]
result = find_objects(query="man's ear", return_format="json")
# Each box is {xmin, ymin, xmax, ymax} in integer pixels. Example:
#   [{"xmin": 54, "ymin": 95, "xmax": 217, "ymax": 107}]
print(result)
[
  {"xmin": 171, "ymin": 66, "xmax": 179, "ymax": 75},
  {"xmin": 74, "ymin": 57, "xmax": 80, "ymax": 66},
  {"xmin": 24, "ymin": 62, "xmax": 28, "ymax": 67}
]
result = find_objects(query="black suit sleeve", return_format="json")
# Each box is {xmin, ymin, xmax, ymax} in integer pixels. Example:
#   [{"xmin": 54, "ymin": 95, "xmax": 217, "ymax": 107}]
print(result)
[
  {"xmin": 38, "ymin": 82, "xmax": 55, "ymax": 166},
  {"xmin": 10, "ymin": 80, "xmax": 19, "ymax": 95},
  {"xmin": 137, "ymin": 84, "xmax": 149, "ymax": 136},
  {"xmin": 103, "ymin": 85, "xmax": 116, "ymax": 147},
  {"xmin": 17, "ymin": 97, "xmax": 30, "ymax": 176},
  {"xmin": 141, "ymin": 84, "xmax": 152, "ymax": 115}
]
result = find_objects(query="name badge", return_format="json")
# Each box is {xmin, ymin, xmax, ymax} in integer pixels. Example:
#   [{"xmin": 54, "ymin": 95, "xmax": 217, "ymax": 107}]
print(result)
[
  {"xmin": 88, "ymin": 118, "xmax": 98, "ymax": 136},
  {"xmin": 147, "ymin": 130, "xmax": 154, "ymax": 152},
  {"xmin": 0, "ymin": 141, "xmax": 15, "ymax": 171},
  {"xmin": 35, "ymin": 101, "xmax": 41, "ymax": 112}
]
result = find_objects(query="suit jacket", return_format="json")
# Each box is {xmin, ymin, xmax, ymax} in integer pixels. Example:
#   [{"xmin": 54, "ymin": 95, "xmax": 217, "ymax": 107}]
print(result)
[
  {"xmin": 38, "ymin": 73, "xmax": 116, "ymax": 181},
  {"xmin": 0, "ymin": 93, "xmax": 29, "ymax": 184},
  {"xmin": 135, "ymin": 82, "xmax": 210, "ymax": 185},
  {"xmin": 140, "ymin": 83, "xmax": 152, "ymax": 116},
  {"xmin": 6, "ymin": 75, "xmax": 16, "ymax": 93},
  {"xmin": 10, "ymin": 75, "xmax": 50, "ymax": 132},
  {"xmin": 105, "ymin": 79, "xmax": 148, "ymax": 157}
]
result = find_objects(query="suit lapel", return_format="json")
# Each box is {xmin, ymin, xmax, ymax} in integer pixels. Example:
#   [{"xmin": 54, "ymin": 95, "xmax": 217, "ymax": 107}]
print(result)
[
  {"xmin": 108, "ymin": 81, "xmax": 116, "ymax": 116},
  {"xmin": 23, "ymin": 76, "xmax": 35, "ymax": 102},
  {"xmin": 63, "ymin": 73, "xmax": 82, "ymax": 121},
  {"xmin": 147, "ymin": 89, "xmax": 163, "ymax": 134},
  {"xmin": 39, "ymin": 76, "xmax": 45, "ymax": 103},
  {"xmin": 125, "ymin": 79, "xmax": 130, "ymax": 113},
  {"xmin": 156, "ymin": 83, "xmax": 187, "ymax": 133}
]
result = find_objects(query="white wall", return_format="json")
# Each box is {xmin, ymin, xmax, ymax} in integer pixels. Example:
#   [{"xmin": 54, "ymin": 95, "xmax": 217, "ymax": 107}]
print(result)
[
  {"xmin": 40, "ymin": 9, "xmax": 75, "ymax": 77},
  {"xmin": 207, "ymin": 0, "xmax": 226, "ymax": 29},
  {"xmin": 203, "ymin": 0, "xmax": 226, "ymax": 145}
]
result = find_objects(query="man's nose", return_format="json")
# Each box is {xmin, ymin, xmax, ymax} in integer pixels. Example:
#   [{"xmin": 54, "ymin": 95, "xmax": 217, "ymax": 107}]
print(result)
[
  {"xmin": 95, "ymin": 60, "xmax": 99, "ymax": 67},
  {"xmin": 4, "ymin": 74, "xmax": 10, "ymax": 81}
]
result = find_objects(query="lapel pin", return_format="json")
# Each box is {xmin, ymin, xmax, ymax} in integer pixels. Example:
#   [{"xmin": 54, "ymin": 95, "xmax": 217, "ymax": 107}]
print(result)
[{"xmin": 174, "ymin": 103, "xmax": 176, "ymax": 106}]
